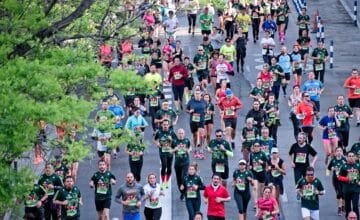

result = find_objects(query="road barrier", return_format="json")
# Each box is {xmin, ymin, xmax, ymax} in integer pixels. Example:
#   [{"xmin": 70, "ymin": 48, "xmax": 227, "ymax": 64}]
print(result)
[
  {"xmin": 330, "ymin": 40, "xmax": 334, "ymax": 69},
  {"xmin": 316, "ymin": 16, "xmax": 321, "ymax": 42},
  {"xmin": 320, "ymin": 23, "xmax": 325, "ymax": 43},
  {"xmin": 354, "ymin": 0, "xmax": 358, "ymax": 26}
]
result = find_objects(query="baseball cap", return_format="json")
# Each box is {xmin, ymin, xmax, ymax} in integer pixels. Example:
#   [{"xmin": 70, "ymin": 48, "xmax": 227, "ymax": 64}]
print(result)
[
  {"xmin": 271, "ymin": 147, "xmax": 279, "ymax": 154},
  {"xmin": 239, "ymin": 159, "xmax": 247, "ymax": 165},
  {"xmin": 197, "ymin": 46, "xmax": 204, "ymax": 50},
  {"xmin": 225, "ymin": 88, "xmax": 232, "ymax": 96}
]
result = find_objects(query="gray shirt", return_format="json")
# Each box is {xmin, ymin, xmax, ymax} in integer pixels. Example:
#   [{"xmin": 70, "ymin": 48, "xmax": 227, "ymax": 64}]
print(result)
[
  {"xmin": 116, "ymin": 182, "xmax": 144, "ymax": 213},
  {"xmin": 210, "ymin": 33, "xmax": 223, "ymax": 50}
]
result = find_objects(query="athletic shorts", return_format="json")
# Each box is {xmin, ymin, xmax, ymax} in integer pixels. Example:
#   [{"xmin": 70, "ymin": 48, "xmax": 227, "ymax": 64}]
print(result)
[
  {"xmin": 300, "ymin": 49, "xmax": 309, "ymax": 60},
  {"xmin": 198, "ymin": 72, "xmax": 209, "ymax": 82},
  {"xmin": 252, "ymin": 170, "xmax": 266, "ymax": 183},
  {"xmin": 185, "ymin": 77, "xmax": 194, "ymax": 90},
  {"xmin": 349, "ymin": 98, "xmax": 360, "ymax": 108},
  {"xmin": 211, "ymin": 163, "xmax": 229, "ymax": 179},
  {"xmin": 223, "ymin": 118, "xmax": 237, "ymax": 129},
  {"xmin": 201, "ymin": 30, "xmax": 211, "ymax": 35},
  {"xmin": 190, "ymin": 122, "xmax": 205, "ymax": 133},
  {"xmin": 123, "ymin": 212, "xmax": 141, "ymax": 220},
  {"xmin": 205, "ymin": 119, "xmax": 214, "ymax": 125},
  {"xmin": 301, "ymin": 208, "xmax": 319, "ymax": 220},
  {"xmin": 293, "ymin": 68, "xmax": 302, "ymax": 75},
  {"xmin": 284, "ymin": 72, "xmax": 291, "ymax": 81},
  {"xmin": 95, "ymin": 198, "xmax": 111, "ymax": 211}
]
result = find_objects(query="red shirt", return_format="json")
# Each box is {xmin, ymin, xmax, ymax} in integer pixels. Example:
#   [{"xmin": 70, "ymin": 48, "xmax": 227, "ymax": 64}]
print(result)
[
  {"xmin": 218, "ymin": 96, "xmax": 243, "ymax": 118},
  {"xmin": 169, "ymin": 64, "xmax": 188, "ymax": 86},
  {"xmin": 344, "ymin": 76, "xmax": 360, "ymax": 99},
  {"xmin": 258, "ymin": 71, "xmax": 272, "ymax": 91},
  {"xmin": 257, "ymin": 197, "xmax": 278, "ymax": 220},
  {"xmin": 204, "ymin": 185, "xmax": 230, "ymax": 217},
  {"xmin": 296, "ymin": 101, "xmax": 315, "ymax": 126}
]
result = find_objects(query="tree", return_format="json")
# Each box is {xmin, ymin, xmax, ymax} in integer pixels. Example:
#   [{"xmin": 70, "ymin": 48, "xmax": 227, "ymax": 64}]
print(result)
[{"xmin": 0, "ymin": 0, "xmax": 151, "ymax": 215}]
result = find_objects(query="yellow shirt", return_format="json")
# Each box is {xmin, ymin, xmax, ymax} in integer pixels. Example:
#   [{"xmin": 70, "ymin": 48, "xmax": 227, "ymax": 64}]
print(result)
[
  {"xmin": 144, "ymin": 72, "xmax": 162, "ymax": 88},
  {"xmin": 236, "ymin": 14, "xmax": 251, "ymax": 32}
]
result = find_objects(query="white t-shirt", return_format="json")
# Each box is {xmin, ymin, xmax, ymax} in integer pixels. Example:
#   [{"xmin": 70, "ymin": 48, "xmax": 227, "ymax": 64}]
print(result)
[
  {"xmin": 215, "ymin": 63, "xmax": 230, "ymax": 83},
  {"xmin": 260, "ymin": 37, "xmax": 275, "ymax": 55},
  {"xmin": 163, "ymin": 17, "xmax": 178, "ymax": 32},
  {"xmin": 92, "ymin": 129, "xmax": 111, "ymax": 152},
  {"xmin": 143, "ymin": 183, "xmax": 162, "ymax": 209}
]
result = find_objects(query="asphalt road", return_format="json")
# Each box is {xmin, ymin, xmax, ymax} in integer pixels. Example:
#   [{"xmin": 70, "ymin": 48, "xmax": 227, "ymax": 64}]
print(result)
[{"xmin": 73, "ymin": 1, "xmax": 360, "ymax": 220}]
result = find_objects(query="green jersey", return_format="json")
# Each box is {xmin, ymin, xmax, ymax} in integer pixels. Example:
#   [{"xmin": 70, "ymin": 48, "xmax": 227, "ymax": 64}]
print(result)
[
  {"xmin": 327, "ymin": 156, "xmax": 346, "ymax": 177},
  {"xmin": 269, "ymin": 64, "xmax": 283, "ymax": 86},
  {"xmin": 199, "ymin": 13, "xmax": 213, "ymax": 31},
  {"xmin": 201, "ymin": 43, "xmax": 214, "ymax": 58},
  {"xmin": 208, "ymin": 139, "xmax": 232, "ymax": 164},
  {"xmin": 297, "ymin": 177, "xmax": 324, "ymax": 210},
  {"xmin": 241, "ymin": 127, "xmax": 259, "ymax": 148},
  {"xmin": 127, "ymin": 142, "xmax": 146, "ymax": 162},
  {"xmin": 351, "ymin": 142, "xmax": 360, "ymax": 158},
  {"xmin": 339, "ymin": 163, "xmax": 360, "ymax": 193},
  {"xmin": 38, "ymin": 173, "xmax": 63, "ymax": 197},
  {"xmin": 232, "ymin": 169, "xmax": 253, "ymax": 193},
  {"xmin": 311, "ymin": 48, "xmax": 328, "ymax": 64},
  {"xmin": 250, "ymin": 151, "xmax": 268, "ymax": 173},
  {"xmin": 334, "ymin": 105, "xmax": 352, "ymax": 131},
  {"xmin": 259, "ymin": 136, "xmax": 275, "ymax": 158},
  {"xmin": 297, "ymin": 36, "xmax": 311, "ymax": 51},
  {"xmin": 172, "ymin": 138, "xmax": 191, "ymax": 166},
  {"xmin": 54, "ymin": 186, "xmax": 81, "ymax": 219},
  {"xmin": 90, "ymin": 171, "xmax": 116, "ymax": 200},
  {"xmin": 220, "ymin": 45, "xmax": 236, "ymax": 62},
  {"xmin": 182, "ymin": 174, "xmax": 204, "ymax": 199},
  {"xmin": 24, "ymin": 184, "xmax": 46, "ymax": 208},
  {"xmin": 297, "ymin": 14, "xmax": 310, "ymax": 30},
  {"xmin": 154, "ymin": 128, "xmax": 177, "ymax": 157},
  {"xmin": 193, "ymin": 54, "xmax": 209, "ymax": 71},
  {"xmin": 155, "ymin": 109, "xmax": 177, "ymax": 127}
]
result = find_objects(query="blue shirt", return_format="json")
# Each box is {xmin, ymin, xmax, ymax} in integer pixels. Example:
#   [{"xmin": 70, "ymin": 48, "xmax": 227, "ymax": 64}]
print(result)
[
  {"xmin": 319, "ymin": 116, "xmax": 338, "ymax": 139},
  {"xmin": 291, "ymin": 52, "xmax": 302, "ymax": 69},
  {"xmin": 125, "ymin": 115, "xmax": 149, "ymax": 132},
  {"xmin": 262, "ymin": 21, "xmax": 277, "ymax": 33},
  {"xmin": 277, "ymin": 54, "xmax": 293, "ymax": 73},
  {"xmin": 186, "ymin": 98, "xmax": 207, "ymax": 123},
  {"xmin": 109, "ymin": 105, "xmax": 125, "ymax": 129},
  {"xmin": 302, "ymin": 80, "xmax": 323, "ymax": 101}
]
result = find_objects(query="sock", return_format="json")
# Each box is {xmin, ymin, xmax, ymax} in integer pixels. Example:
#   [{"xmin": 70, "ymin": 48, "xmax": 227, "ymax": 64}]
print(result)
[{"xmin": 161, "ymin": 175, "xmax": 165, "ymax": 183}]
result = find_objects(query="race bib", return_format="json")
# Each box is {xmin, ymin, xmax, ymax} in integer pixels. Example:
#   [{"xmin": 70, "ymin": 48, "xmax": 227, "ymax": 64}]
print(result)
[
  {"xmin": 253, "ymin": 14, "xmax": 259, "ymax": 19},
  {"xmin": 150, "ymin": 98, "xmax": 159, "ymax": 107},
  {"xmin": 192, "ymin": 113, "xmax": 201, "ymax": 122},
  {"xmin": 131, "ymin": 155, "xmax": 140, "ymax": 161},
  {"xmin": 299, "ymin": 23, "xmax": 306, "ymax": 29},
  {"xmin": 161, "ymin": 146, "xmax": 171, "ymax": 153},
  {"xmin": 150, "ymin": 198, "xmax": 159, "ymax": 207},
  {"xmin": 278, "ymin": 15, "xmax": 285, "ymax": 21},
  {"xmin": 187, "ymin": 187, "xmax": 197, "ymax": 198},
  {"xmin": 295, "ymin": 153, "xmax": 306, "ymax": 163},
  {"xmin": 302, "ymin": 45, "xmax": 309, "ymax": 50},
  {"xmin": 174, "ymin": 72, "xmax": 182, "ymax": 80},
  {"xmin": 236, "ymin": 179, "xmax": 246, "ymax": 191},
  {"xmin": 254, "ymin": 163, "xmax": 263, "ymax": 172},
  {"xmin": 25, "ymin": 196, "xmax": 37, "ymax": 208},
  {"xmin": 315, "ymin": 63, "xmax": 323, "ymax": 71},
  {"xmin": 354, "ymin": 88, "xmax": 360, "ymax": 95},
  {"xmin": 263, "ymin": 82, "xmax": 270, "ymax": 88},
  {"xmin": 96, "ymin": 183, "xmax": 108, "ymax": 194},
  {"xmin": 205, "ymin": 114, "xmax": 211, "ymax": 121},
  {"xmin": 349, "ymin": 172, "xmax": 359, "ymax": 182},
  {"xmin": 303, "ymin": 185, "xmax": 314, "ymax": 197},
  {"xmin": 262, "ymin": 213, "xmax": 273, "ymax": 220},
  {"xmin": 225, "ymin": 109, "xmax": 235, "ymax": 116},
  {"xmin": 215, "ymin": 163, "xmax": 225, "ymax": 173},
  {"xmin": 129, "ymin": 198, "xmax": 137, "ymax": 206},
  {"xmin": 271, "ymin": 169, "xmax": 281, "ymax": 177},
  {"xmin": 328, "ymin": 129, "xmax": 337, "ymax": 139},
  {"xmin": 66, "ymin": 205, "xmax": 77, "ymax": 217}
]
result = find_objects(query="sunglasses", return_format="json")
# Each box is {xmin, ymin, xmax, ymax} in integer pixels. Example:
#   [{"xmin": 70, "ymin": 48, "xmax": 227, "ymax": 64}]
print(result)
[
  {"xmin": 216, "ymin": 135, "xmax": 222, "ymax": 137},
  {"xmin": 304, "ymin": 95, "xmax": 310, "ymax": 97},
  {"xmin": 306, "ymin": 173, "xmax": 314, "ymax": 176}
]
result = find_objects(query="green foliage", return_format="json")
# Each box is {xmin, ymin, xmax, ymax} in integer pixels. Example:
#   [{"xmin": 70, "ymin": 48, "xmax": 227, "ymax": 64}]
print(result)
[
  {"xmin": 198, "ymin": 0, "xmax": 227, "ymax": 10},
  {"xmin": 109, "ymin": 69, "xmax": 149, "ymax": 95}
]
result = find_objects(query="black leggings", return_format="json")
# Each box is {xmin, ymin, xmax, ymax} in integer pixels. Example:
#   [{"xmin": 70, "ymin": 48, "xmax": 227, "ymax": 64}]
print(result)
[
  {"xmin": 187, "ymin": 14, "xmax": 197, "ymax": 27},
  {"xmin": 225, "ymin": 20, "xmax": 234, "ymax": 38},
  {"xmin": 294, "ymin": 167, "xmax": 307, "ymax": 185},
  {"xmin": 175, "ymin": 163, "xmax": 189, "ymax": 192},
  {"xmin": 160, "ymin": 155, "xmax": 173, "ymax": 176},
  {"xmin": 236, "ymin": 50, "xmax": 246, "ymax": 70},
  {"xmin": 234, "ymin": 190, "xmax": 251, "ymax": 214},
  {"xmin": 144, "ymin": 207, "xmax": 162, "ymax": 220},
  {"xmin": 129, "ymin": 159, "xmax": 143, "ymax": 182},
  {"xmin": 344, "ymin": 192, "xmax": 359, "ymax": 219},
  {"xmin": 290, "ymin": 112, "xmax": 300, "ymax": 140},
  {"xmin": 43, "ymin": 198, "xmax": 57, "ymax": 220},
  {"xmin": 301, "ymin": 126, "xmax": 314, "ymax": 144},
  {"xmin": 268, "ymin": 124, "xmax": 278, "ymax": 144},
  {"xmin": 314, "ymin": 65, "xmax": 325, "ymax": 83},
  {"xmin": 252, "ymin": 18, "xmax": 260, "ymax": 40}
]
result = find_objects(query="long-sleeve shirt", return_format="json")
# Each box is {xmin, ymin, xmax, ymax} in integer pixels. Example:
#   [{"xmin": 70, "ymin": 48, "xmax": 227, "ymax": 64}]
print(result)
[{"xmin": 169, "ymin": 64, "xmax": 188, "ymax": 86}]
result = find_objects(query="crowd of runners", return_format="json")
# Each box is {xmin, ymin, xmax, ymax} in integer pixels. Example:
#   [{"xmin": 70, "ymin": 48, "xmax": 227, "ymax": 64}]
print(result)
[{"xmin": 23, "ymin": 0, "xmax": 360, "ymax": 220}]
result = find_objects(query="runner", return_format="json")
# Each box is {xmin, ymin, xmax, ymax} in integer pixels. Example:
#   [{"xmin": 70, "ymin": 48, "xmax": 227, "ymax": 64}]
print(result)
[
  {"xmin": 233, "ymin": 27, "xmax": 247, "ymax": 73},
  {"xmin": 153, "ymin": 119, "xmax": 177, "ymax": 189},
  {"xmin": 89, "ymin": 160, "xmax": 116, "ymax": 220},
  {"xmin": 250, "ymin": 141, "xmax": 268, "ymax": 209},
  {"xmin": 203, "ymin": 173, "xmax": 231, "ymax": 220},
  {"xmin": 53, "ymin": 176, "xmax": 82, "ymax": 220},
  {"xmin": 232, "ymin": 159, "xmax": 254, "ymax": 220},
  {"xmin": 263, "ymin": 93, "xmax": 280, "ymax": 142},
  {"xmin": 223, "ymin": 6, "xmax": 236, "ymax": 39},
  {"xmin": 220, "ymin": 37, "xmax": 236, "ymax": 68},
  {"xmin": 180, "ymin": 164, "xmax": 205, "ymax": 220},
  {"xmin": 215, "ymin": 55, "xmax": 232, "ymax": 89},
  {"xmin": 262, "ymin": 14, "xmax": 277, "ymax": 39},
  {"xmin": 38, "ymin": 163, "xmax": 63, "ymax": 220},
  {"xmin": 267, "ymin": 147, "xmax": 286, "ymax": 212},
  {"xmin": 125, "ymin": 107, "xmax": 149, "ymax": 134},
  {"xmin": 250, "ymin": 2, "xmax": 261, "ymax": 43},
  {"xmin": 277, "ymin": 46, "xmax": 293, "ymax": 97},
  {"xmin": 186, "ymin": 89, "xmax": 207, "ymax": 159},
  {"xmin": 296, "ymin": 30, "xmax": 311, "ymax": 74},
  {"xmin": 168, "ymin": 57, "xmax": 188, "ymax": 113},
  {"xmin": 260, "ymin": 31, "xmax": 276, "ymax": 65},
  {"xmin": 235, "ymin": 7, "xmax": 251, "ymax": 41},
  {"xmin": 275, "ymin": 1, "xmax": 289, "ymax": 44},
  {"xmin": 218, "ymin": 88, "xmax": 243, "ymax": 148},
  {"xmin": 310, "ymin": 41, "xmax": 329, "ymax": 83},
  {"xmin": 115, "ymin": 172, "xmax": 144, "ymax": 220},
  {"xmin": 256, "ymin": 186, "xmax": 279, "ymax": 220},
  {"xmin": 334, "ymin": 95, "xmax": 353, "ymax": 150},
  {"xmin": 204, "ymin": 93, "xmax": 215, "ymax": 146},
  {"xmin": 207, "ymin": 129, "xmax": 234, "ymax": 186},
  {"xmin": 318, "ymin": 106, "xmax": 341, "ymax": 166},
  {"xmin": 258, "ymin": 63, "xmax": 272, "ymax": 93},
  {"xmin": 163, "ymin": 10, "xmax": 178, "ymax": 39},
  {"xmin": 249, "ymin": 78, "xmax": 267, "ymax": 106},
  {"xmin": 154, "ymin": 100, "xmax": 178, "ymax": 129},
  {"xmin": 296, "ymin": 8, "xmax": 310, "ymax": 37},
  {"xmin": 109, "ymin": 97, "xmax": 125, "ymax": 158},
  {"xmin": 245, "ymin": 100, "xmax": 267, "ymax": 131},
  {"xmin": 241, "ymin": 118, "xmax": 260, "ymax": 162},
  {"xmin": 288, "ymin": 132, "xmax": 318, "ymax": 197},
  {"xmin": 199, "ymin": 7, "xmax": 214, "ymax": 36},
  {"xmin": 193, "ymin": 46, "xmax": 209, "ymax": 89},
  {"xmin": 350, "ymin": 138, "xmax": 360, "ymax": 159},
  {"xmin": 338, "ymin": 151, "xmax": 360, "ymax": 219},
  {"xmin": 302, "ymin": 71, "xmax": 324, "ymax": 112},
  {"xmin": 210, "ymin": 27, "xmax": 223, "ymax": 52},
  {"xmin": 183, "ymin": 56, "xmax": 196, "ymax": 103},
  {"xmin": 343, "ymin": 68, "xmax": 360, "ymax": 126},
  {"xmin": 24, "ymin": 184, "xmax": 47, "ymax": 220},
  {"xmin": 172, "ymin": 128, "xmax": 191, "ymax": 200},
  {"xmin": 296, "ymin": 166, "xmax": 325, "ymax": 220},
  {"xmin": 259, "ymin": 126, "xmax": 276, "ymax": 158},
  {"xmin": 125, "ymin": 129, "xmax": 146, "ymax": 182},
  {"xmin": 291, "ymin": 45, "xmax": 303, "ymax": 85},
  {"xmin": 186, "ymin": 0, "xmax": 199, "ymax": 36},
  {"xmin": 327, "ymin": 147, "xmax": 346, "ymax": 216},
  {"xmin": 288, "ymin": 85, "xmax": 302, "ymax": 140},
  {"xmin": 269, "ymin": 56, "xmax": 284, "ymax": 100},
  {"xmin": 143, "ymin": 173, "xmax": 164, "ymax": 220}
]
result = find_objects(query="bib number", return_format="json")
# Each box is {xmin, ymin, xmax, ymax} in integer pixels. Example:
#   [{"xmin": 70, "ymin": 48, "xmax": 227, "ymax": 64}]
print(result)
[
  {"xmin": 215, "ymin": 163, "xmax": 225, "ymax": 173},
  {"xmin": 295, "ymin": 153, "xmax": 306, "ymax": 163},
  {"xmin": 225, "ymin": 109, "xmax": 235, "ymax": 116},
  {"xmin": 354, "ymin": 88, "xmax": 360, "ymax": 95},
  {"xmin": 315, "ymin": 63, "xmax": 323, "ymax": 71},
  {"xmin": 192, "ymin": 113, "xmax": 201, "ymax": 122}
]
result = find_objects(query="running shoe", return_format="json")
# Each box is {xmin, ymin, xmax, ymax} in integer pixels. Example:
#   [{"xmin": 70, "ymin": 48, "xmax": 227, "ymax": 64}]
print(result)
[
  {"xmin": 199, "ymin": 152, "xmax": 205, "ymax": 160},
  {"xmin": 193, "ymin": 150, "xmax": 199, "ymax": 159},
  {"xmin": 337, "ymin": 207, "xmax": 342, "ymax": 216},
  {"xmin": 180, "ymin": 193, "xmax": 185, "ymax": 201}
]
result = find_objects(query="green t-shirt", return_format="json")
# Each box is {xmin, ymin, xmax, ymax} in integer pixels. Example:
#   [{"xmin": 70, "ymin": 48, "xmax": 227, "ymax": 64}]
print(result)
[
  {"xmin": 172, "ymin": 138, "xmax": 191, "ymax": 165},
  {"xmin": 297, "ymin": 14, "xmax": 310, "ymax": 30},
  {"xmin": 351, "ymin": 143, "xmax": 360, "ymax": 158},
  {"xmin": 201, "ymin": 43, "xmax": 214, "ymax": 58},
  {"xmin": 182, "ymin": 175, "xmax": 204, "ymax": 199},
  {"xmin": 327, "ymin": 156, "xmax": 346, "ymax": 177},
  {"xmin": 199, "ymin": 13, "xmax": 213, "ymax": 30},
  {"xmin": 269, "ymin": 64, "xmax": 283, "ymax": 86},
  {"xmin": 311, "ymin": 48, "xmax": 328, "ymax": 64},
  {"xmin": 334, "ymin": 105, "xmax": 352, "ymax": 131},
  {"xmin": 55, "ymin": 163, "xmax": 69, "ymax": 182},
  {"xmin": 241, "ymin": 127, "xmax": 259, "ymax": 148},
  {"xmin": 208, "ymin": 139, "xmax": 232, "ymax": 164},
  {"xmin": 91, "ymin": 171, "xmax": 116, "ymax": 200},
  {"xmin": 220, "ymin": 45, "xmax": 236, "ymax": 62},
  {"xmin": 127, "ymin": 142, "xmax": 146, "ymax": 162},
  {"xmin": 154, "ymin": 128, "xmax": 177, "ymax": 157},
  {"xmin": 232, "ymin": 169, "xmax": 253, "ymax": 192},
  {"xmin": 297, "ymin": 177, "xmax": 324, "ymax": 210},
  {"xmin": 339, "ymin": 163, "xmax": 360, "ymax": 194},
  {"xmin": 24, "ymin": 184, "xmax": 46, "ymax": 208},
  {"xmin": 54, "ymin": 186, "xmax": 81, "ymax": 218},
  {"xmin": 250, "ymin": 151, "xmax": 268, "ymax": 173},
  {"xmin": 38, "ymin": 173, "xmax": 63, "ymax": 197},
  {"xmin": 155, "ymin": 109, "xmax": 177, "ymax": 127},
  {"xmin": 193, "ymin": 54, "xmax": 209, "ymax": 71},
  {"xmin": 259, "ymin": 136, "xmax": 275, "ymax": 158},
  {"xmin": 297, "ymin": 36, "xmax": 311, "ymax": 51}
]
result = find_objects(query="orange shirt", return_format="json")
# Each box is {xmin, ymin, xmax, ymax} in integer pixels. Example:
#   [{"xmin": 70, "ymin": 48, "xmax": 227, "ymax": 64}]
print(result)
[
  {"xmin": 296, "ymin": 101, "xmax": 315, "ymax": 126},
  {"xmin": 218, "ymin": 96, "xmax": 243, "ymax": 119},
  {"xmin": 344, "ymin": 76, "xmax": 360, "ymax": 99}
]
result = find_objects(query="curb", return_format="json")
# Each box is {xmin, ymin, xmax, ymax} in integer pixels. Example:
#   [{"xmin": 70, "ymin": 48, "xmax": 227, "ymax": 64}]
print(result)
[{"xmin": 339, "ymin": 0, "xmax": 360, "ymax": 28}]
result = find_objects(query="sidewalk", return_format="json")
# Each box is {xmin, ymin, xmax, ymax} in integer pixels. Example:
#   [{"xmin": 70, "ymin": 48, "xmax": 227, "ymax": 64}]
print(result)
[{"xmin": 339, "ymin": 0, "xmax": 360, "ymax": 27}]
